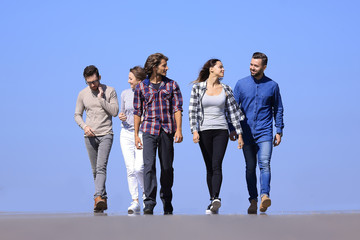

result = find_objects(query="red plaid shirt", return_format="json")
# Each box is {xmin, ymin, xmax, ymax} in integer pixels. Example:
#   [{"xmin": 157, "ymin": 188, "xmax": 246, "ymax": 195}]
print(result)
[{"xmin": 133, "ymin": 77, "xmax": 183, "ymax": 135}]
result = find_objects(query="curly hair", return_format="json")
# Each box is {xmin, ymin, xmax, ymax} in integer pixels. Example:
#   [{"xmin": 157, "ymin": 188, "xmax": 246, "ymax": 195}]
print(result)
[{"xmin": 144, "ymin": 53, "xmax": 169, "ymax": 77}]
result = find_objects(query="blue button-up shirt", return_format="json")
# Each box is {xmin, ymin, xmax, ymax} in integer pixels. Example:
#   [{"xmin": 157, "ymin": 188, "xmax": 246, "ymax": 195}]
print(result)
[{"xmin": 234, "ymin": 75, "xmax": 284, "ymax": 144}]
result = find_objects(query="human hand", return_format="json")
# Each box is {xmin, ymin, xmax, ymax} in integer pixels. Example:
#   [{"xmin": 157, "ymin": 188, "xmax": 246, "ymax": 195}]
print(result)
[
  {"xmin": 229, "ymin": 131, "xmax": 237, "ymax": 141},
  {"xmin": 238, "ymin": 134, "xmax": 244, "ymax": 149},
  {"xmin": 135, "ymin": 135, "xmax": 143, "ymax": 149},
  {"xmin": 97, "ymin": 84, "xmax": 104, "ymax": 99},
  {"xmin": 273, "ymin": 133, "xmax": 282, "ymax": 147},
  {"xmin": 84, "ymin": 126, "xmax": 95, "ymax": 137},
  {"xmin": 174, "ymin": 130, "xmax": 183, "ymax": 143},
  {"xmin": 118, "ymin": 112, "xmax": 127, "ymax": 121},
  {"xmin": 193, "ymin": 131, "xmax": 200, "ymax": 143}
]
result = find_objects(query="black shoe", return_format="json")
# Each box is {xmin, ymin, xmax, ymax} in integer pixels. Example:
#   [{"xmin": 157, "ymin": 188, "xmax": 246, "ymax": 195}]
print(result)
[
  {"xmin": 163, "ymin": 202, "xmax": 173, "ymax": 215},
  {"xmin": 143, "ymin": 205, "xmax": 154, "ymax": 215}
]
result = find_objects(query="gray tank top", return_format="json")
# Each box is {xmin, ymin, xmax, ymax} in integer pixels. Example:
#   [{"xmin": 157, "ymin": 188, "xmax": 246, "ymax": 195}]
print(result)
[{"xmin": 200, "ymin": 88, "xmax": 228, "ymax": 131}]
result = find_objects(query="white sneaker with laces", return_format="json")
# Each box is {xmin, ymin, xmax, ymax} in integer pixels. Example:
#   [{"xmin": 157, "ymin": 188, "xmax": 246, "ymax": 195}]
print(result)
[
  {"xmin": 128, "ymin": 201, "xmax": 140, "ymax": 214},
  {"xmin": 210, "ymin": 198, "xmax": 221, "ymax": 213}
]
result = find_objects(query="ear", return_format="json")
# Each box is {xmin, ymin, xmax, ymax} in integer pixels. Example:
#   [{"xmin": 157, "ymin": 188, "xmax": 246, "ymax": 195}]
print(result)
[
  {"xmin": 99, "ymin": 75, "xmax": 102, "ymax": 81},
  {"xmin": 263, "ymin": 65, "xmax": 267, "ymax": 71}
]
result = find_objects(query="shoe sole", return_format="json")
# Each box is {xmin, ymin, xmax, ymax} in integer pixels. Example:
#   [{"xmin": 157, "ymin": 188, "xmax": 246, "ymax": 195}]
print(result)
[
  {"xmin": 94, "ymin": 201, "xmax": 107, "ymax": 211},
  {"xmin": 128, "ymin": 209, "xmax": 140, "ymax": 214},
  {"xmin": 260, "ymin": 198, "xmax": 271, "ymax": 212},
  {"xmin": 248, "ymin": 209, "xmax": 257, "ymax": 214},
  {"xmin": 143, "ymin": 209, "xmax": 153, "ymax": 215},
  {"xmin": 210, "ymin": 200, "xmax": 221, "ymax": 213}
]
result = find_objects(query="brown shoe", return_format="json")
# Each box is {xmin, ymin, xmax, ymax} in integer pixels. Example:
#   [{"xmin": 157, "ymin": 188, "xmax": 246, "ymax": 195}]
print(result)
[
  {"xmin": 260, "ymin": 195, "xmax": 271, "ymax": 213},
  {"xmin": 94, "ymin": 196, "xmax": 107, "ymax": 212},
  {"xmin": 248, "ymin": 199, "xmax": 257, "ymax": 214}
]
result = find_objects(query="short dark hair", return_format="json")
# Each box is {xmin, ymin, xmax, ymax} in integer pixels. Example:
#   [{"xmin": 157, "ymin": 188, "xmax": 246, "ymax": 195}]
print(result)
[
  {"xmin": 252, "ymin": 52, "xmax": 268, "ymax": 66},
  {"xmin": 83, "ymin": 65, "xmax": 99, "ymax": 79},
  {"xmin": 144, "ymin": 53, "xmax": 169, "ymax": 77},
  {"xmin": 130, "ymin": 66, "xmax": 147, "ymax": 81}
]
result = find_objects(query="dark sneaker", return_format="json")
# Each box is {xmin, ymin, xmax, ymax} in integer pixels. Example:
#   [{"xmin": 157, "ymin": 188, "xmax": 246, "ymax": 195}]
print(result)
[
  {"xmin": 143, "ymin": 205, "xmax": 154, "ymax": 215},
  {"xmin": 248, "ymin": 199, "xmax": 257, "ymax": 214},
  {"xmin": 163, "ymin": 202, "xmax": 173, "ymax": 215}
]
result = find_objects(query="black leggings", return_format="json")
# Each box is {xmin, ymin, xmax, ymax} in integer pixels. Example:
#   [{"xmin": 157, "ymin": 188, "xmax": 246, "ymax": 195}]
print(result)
[{"xmin": 198, "ymin": 129, "xmax": 229, "ymax": 199}]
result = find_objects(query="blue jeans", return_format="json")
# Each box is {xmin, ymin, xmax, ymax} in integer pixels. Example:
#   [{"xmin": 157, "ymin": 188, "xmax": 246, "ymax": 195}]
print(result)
[{"xmin": 242, "ymin": 141, "xmax": 272, "ymax": 202}]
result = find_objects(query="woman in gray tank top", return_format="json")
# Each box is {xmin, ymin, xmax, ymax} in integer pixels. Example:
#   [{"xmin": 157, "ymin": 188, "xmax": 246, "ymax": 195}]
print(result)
[{"xmin": 189, "ymin": 59, "xmax": 245, "ymax": 214}]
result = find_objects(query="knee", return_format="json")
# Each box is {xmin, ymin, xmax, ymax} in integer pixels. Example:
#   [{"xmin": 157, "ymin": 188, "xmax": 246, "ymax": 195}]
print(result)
[
  {"xmin": 258, "ymin": 159, "xmax": 270, "ymax": 172},
  {"xmin": 134, "ymin": 165, "xmax": 144, "ymax": 175},
  {"xmin": 259, "ymin": 164, "xmax": 271, "ymax": 172},
  {"xmin": 246, "ymin": 164, "xmax": 256, "ymax": 172},
  {"xmin": 127, "ymin": 167, "xmax": 135, "ymax": 176},
  {"xmin": 96, "ymin": 165, "xmax": 107, "ymax": 174},
  {"xmin": 212, "ymin": 166, "xmax": 222, "ymax": 175}
]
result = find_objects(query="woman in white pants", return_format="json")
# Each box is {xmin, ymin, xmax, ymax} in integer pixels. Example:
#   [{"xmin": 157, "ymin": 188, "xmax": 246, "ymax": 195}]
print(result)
[{"xmin": 119, "ymin": 66, "xmax": 147, "ymax": 214}]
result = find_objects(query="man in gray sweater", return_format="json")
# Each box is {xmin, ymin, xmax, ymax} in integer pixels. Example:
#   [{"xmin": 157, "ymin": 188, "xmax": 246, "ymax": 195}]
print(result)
[{"xmin": 74, "ymin": 65, "xmax": 119, "ymax": 212}]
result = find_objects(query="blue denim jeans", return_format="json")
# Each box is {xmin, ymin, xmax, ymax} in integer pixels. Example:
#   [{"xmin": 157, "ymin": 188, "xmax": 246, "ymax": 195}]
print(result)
[{"xmin": 242, "ymin": 141, "xmax": 273, "ymax": 202}]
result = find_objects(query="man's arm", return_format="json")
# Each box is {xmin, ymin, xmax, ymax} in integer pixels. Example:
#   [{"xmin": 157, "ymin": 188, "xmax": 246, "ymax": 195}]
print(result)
[
  {"xmin": 273, "ymin": 84, "xmax": 284, "ymax": 146},
  {"xmin": 134, "ymin": 115, "xmax": 143, "ymax": 149},
  {"xmin": 74, "ymin": 92, "xmax": 86, "ymax": 129},
  {"xmin": 172, "ymin": 81, "xmax": 183, "ymax": 143},
  {"xmin": 74, "ymin": 92, "xmax": 95, "ymax": 137},
  {"xmin": 98, "ymin": 85, "xmax": 119, "ymax": 117},
  {"xmin": 133, "ymin": 84, "xmax": 143, "ymax": 149},
  {"xmin": 174, "ymin": 110, "xmax": 183, "ymax": 143}
]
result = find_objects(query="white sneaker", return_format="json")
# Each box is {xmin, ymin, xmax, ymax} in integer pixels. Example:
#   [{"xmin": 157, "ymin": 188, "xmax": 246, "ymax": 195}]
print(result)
[
  {"xmin": 128, "ymin": 201, "xmax": 140, "ymax": 214},
  {"xmin": 205, "ymin": 198, "xmax": 221, "ymax": 214},
  {"xmin": 205, "ymin": 204, "xmax": 213, "ymax": 214},
  {"xmin": 211, "ymin": 198, "xmax": 221, "ymax": 213}
]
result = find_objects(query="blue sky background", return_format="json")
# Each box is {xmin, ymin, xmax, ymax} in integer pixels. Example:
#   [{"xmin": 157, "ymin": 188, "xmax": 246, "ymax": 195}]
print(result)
[{"xmin": 1, "ymin": 0, "xmax": 359, "ymax": 214}]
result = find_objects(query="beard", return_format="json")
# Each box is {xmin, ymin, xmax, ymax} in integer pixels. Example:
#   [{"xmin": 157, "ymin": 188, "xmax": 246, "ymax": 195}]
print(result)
[{"xmin": 251, "ymin": 69, "xmax": 263, "ymax": 78}]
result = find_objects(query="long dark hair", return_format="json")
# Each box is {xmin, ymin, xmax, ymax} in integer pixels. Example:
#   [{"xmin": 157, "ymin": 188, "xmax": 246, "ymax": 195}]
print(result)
[
  {"xmin": 194, "ymin": 59, "xmax": 221, "ymax": 83},
  {"xmin": 144, "ymin": 53, "xmax": 169, "ymax": 78}
]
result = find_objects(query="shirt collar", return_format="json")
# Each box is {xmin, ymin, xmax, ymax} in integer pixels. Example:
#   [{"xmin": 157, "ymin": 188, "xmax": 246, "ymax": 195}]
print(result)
[
  {"xmin": 251, "ymin": 74, "xmax": 266, "ymax": 83},
  {"xmin": 143, "ymin": 76, "xmax": 170, "ymax": 87}
]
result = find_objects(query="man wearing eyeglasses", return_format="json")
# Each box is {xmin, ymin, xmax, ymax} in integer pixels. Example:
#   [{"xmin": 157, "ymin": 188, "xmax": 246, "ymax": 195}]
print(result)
[{"xmin": 74, "ymin": 65, "xmax": 119, "ymax": 212}]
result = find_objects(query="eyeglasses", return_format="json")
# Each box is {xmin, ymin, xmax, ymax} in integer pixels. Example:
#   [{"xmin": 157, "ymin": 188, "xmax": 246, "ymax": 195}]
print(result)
[{"xmin": 85, "ymin": 79, "xmax": 99, "ymax": 85}]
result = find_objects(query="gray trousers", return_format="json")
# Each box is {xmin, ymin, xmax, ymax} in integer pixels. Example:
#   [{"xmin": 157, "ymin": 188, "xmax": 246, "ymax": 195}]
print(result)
[{"xmin": 84, "ymin": 134, "xmax": 113, "ymax": 199}]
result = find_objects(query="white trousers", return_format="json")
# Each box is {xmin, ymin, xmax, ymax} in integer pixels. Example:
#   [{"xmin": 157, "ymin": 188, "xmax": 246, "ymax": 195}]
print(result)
[{"xmin": 120, "ymin": 128, "xmax": 144, "ymax": 200}]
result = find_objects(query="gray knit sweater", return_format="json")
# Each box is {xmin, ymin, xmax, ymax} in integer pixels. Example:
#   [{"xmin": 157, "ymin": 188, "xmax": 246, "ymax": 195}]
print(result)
[{"xmin": 74, "ymin": 84, "xmax": 119, "ymax": 136}]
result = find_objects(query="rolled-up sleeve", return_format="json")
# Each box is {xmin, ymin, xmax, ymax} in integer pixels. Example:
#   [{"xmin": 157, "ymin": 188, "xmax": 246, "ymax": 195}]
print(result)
[
  {"xmin": 133, "ymin": 84, "xmax": 143, "ymax": 116},
  {"xmin": 172, "ymin": 81, "xmax": 183, "ymax": 113}
]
